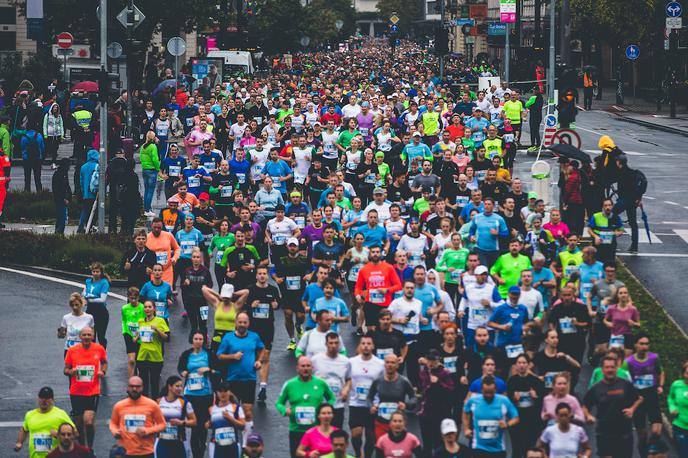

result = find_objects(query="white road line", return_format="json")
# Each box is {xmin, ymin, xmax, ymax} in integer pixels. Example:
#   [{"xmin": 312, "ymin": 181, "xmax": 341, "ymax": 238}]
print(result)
[
  {"xmin": 673, "ymin": 229, "xmax": 688, "ymax": 245},
  {"xmin": 618, "ymin": 252, "xmax": 688, "ymax": 258},
  {"xmin": 0, "ymin": 267, "xmax": 126, "ymax": 301},
  {"xmin": 665, "ymin": 201, "xmax": 680, "ymax": 206},
  {"xmin": 644, "ymin": 196, "xmax": 656, "ymax": 200},
  {"xmin": 583, "ymin": 149, "xmax": 645, "ymax": 156},
  {"xmin": 624, "ymin": 228, "xmax": 662, "ymax": 244},
  {"xmin": 661, "ymin": 221, "xmax": 688, "ymax": 224},
  {"xmin": 0, "ymin": 421, "xmax": 23, "ymax": 428}
]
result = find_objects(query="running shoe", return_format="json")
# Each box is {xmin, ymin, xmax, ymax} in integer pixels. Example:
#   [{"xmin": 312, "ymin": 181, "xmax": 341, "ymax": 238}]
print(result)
[
  {"xmin": 257, "ymin": 386, "xmax": 267, "ymax": 402},
  {"xmin": 286, "ymin": 339, "xmax": 297, "ymax": 351}
]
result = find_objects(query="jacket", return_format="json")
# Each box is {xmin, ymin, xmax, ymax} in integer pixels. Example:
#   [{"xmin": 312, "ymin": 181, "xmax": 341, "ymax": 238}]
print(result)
[
  {"xmin": 20, "ymin": 130, "xmax": 45, "ymax": 160},
  {"xmin": 51, "ymin": 163, "xmax": 72, "ymax": 203},
  {"xmin": 139, "ymin": 142, "xmax": 160, "ymax": 171},
  {"xmin": 0, "ymin": 123, "xmax": 12, "ymax": 158},
  {"xmin": 80, "ymin": 149, "xmax": 100, "ymax": 199},
  {"xmin": 43, "ymin": 103, "xmax": 65, "ymax": 138},
  {"xmin": 418, "ymin": 365, "xmax": 454, "ymax": 417}
]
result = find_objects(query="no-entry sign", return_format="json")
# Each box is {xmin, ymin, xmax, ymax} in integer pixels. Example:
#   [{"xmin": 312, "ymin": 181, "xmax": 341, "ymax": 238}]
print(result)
[{"xmin": 57, "ymin": 32, "xmax": 73, "ymax": 49}]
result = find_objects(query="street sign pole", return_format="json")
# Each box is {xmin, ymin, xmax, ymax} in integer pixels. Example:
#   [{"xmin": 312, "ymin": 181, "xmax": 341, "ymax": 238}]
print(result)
[
  {"xmin": 439, "ymin": 0, "xmax": 445, "ymax": 80},
  {"xmin": 505, "ymin": 22, "xmax": 510, "ymax": 82},
  {"xmin": 126, "ymin": 0, "xmax": 134, "ymax": 136},
  {"xmin": 98, "ymin": 0, "xmax": 107, "ymax": 233},
  {"xmin": 63, "ymin": 52, "xmax": 68, "ymax": 82},
  {"xmin": 548, "ymin": 0, "xmax": 555, "ymax": 103}
]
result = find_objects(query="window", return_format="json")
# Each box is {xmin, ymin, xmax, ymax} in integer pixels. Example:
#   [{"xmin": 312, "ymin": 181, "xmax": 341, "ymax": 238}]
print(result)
[
  {"xmin": 0, "ymin": 7, "xmax": 15, "ymax": 25},
  {"xmin": 0, "ymin": 31, "xmax": 16, "ymax": 50}
]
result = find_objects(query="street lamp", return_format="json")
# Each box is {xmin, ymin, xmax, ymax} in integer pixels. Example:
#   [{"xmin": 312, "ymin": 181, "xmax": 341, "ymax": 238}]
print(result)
[{"xmin": 335, "ymin": 19, "xmax": 344, "ymax": 31}]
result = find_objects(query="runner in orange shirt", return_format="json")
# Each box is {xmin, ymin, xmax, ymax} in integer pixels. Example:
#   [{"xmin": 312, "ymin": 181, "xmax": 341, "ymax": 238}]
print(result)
[
  {"xmin": 354, "ymin": 245, "xmax": 403, "ymax": 332},
  {"xmin": 145, "ymin": 219, "xmax": 180, "ymax": 288},
  {"xmin": 63, "ymin": 327, "xmax": 107, "ymax": 452},
  {"xmin": 109, "ymin": 376, "xmax": 166, "ymax": 457}
]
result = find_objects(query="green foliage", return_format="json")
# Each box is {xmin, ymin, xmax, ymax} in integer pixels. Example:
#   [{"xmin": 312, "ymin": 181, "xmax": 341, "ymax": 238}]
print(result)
[
  {"xmin": 0, "ymin": 49, "xmax": 61, "ymax": 97},
  {"xmin": 304, "ymin": 0, "xmax": 357, "ymax": 46},
  {"xmin": 253, "ymin": 0, "xmax": 307, "ymax": 53},
  {"xmin": 0, "ymin": 230, "xmax": 127, "ymax": 277},
  {"xmin": 376, "ymin": 0, "xmax": 421, "ymax": 34},
  {"xmin": 4, "ymin": 190, "xmax": 80, "ymax": 223},
  {"xmin": 617, "ymin": 262, "xmax": 688, "ymax": 387}
]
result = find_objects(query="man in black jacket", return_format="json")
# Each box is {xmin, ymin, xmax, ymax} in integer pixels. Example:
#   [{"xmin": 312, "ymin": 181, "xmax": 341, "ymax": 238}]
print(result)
[
  {"xmin": 106, "ymin": 148, "xmax": 129, "ymax": 234},
  {"xmin": 613, "ymin": 155, "xmax": 641, "ymax": 252},
  {"xmin": 51, "ymin": 158, "xmax": 71, "ymax": 234}
]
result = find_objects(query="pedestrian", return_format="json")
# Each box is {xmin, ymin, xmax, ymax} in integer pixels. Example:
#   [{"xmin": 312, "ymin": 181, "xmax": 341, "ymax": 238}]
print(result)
[
  {"xmin": 105, "ymin": 148, "xmax": 128, "ymax": 233},
  {"xmin": 63, "ymin": 327, "xmax": 107, "ymax": 451},
  {"xmin": 46, "ymin": 423, "xmax": 94, "ymax": 457},
  {"xmin": 140, "ymin": 130, "xmax": 161, "ymax": 217},
  {"xmin": 15, "ymin": 387, "xmax": 75, "ymax": 457},
  {"xmin": 109, "ymin": 376, "xmax": 167, "ymax": 457},
  {"xmin": 77, "ymin": 149, "xmax": 99, "ymax": 233},
  {"xmin": 525, "ymin": 88, "xmax": 543, "ymax": 149},
  {"xmin": 52, "ymin": 157, "xmax": 71, "ymax": 234},
  {"xmin": 612, "ymin": 155, "xmax": 645, "ymax": 253},
  {"xmin": 43, "ymin": 102, "xmax": 64, "ymax": 164},
  {"xmin": 562, "ymin": 160, "xmax": 585, "ymax": 236},
  {"xmin": 21, "ymin": 127, "xmax": 44, "ymax": 192}
]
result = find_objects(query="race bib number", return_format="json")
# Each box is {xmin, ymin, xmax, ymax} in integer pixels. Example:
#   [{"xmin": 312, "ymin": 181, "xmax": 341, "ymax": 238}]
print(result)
[
  {"xmin": 355, "ymin": 384, "xmax": 371, "ymax": 400},
  {"xmin": 377, "ymin": 402, "xmax": 397, "ymax": 420},
  {"xmin": 348, "ymin": 264, "xmax": 362, "ymax": 282},
  {"xmin": 272, "ymin": 234, "xmax": 287, "ymax": 245},
  {"xmin": 221, "ymin": 186, "xmax": 233, "ymax": 197},
  {"xmin": 187, "ymin": 372, "xmax": 205, "ymax": 391},
  {"xmin": 75, "ymin": 365, "xmax": 95, "ymax": 382},
  {"xmin": 505, "ymin": 344, "xmax": 524, "ymax": 359},
  {"xmin": 286, "ymin": 276, "xmax": 301, "ymax": 290},
  {"xmin": 155, "ymin": 301, "xmax": 168, "ymax": 319},
  {"xmin": 443, "ymin": 356, "xmax": 457, "ymax": 373},
  {"xmin": 124, "ymin": 414, "xmax": 146, "ymax": 433},
  {"xmin": 156, "ymin": 251, "xmax": 168, "ymax": 265},
  {"xmin": 253, "ymin": 303, "xmax": 270, "ymax": 319},
  {"xmin": 188, "ymin": 177, "xmax": 201, "ymax": 188},
  {"xmin": 516, "ymin": 391, "xmax": 534, "ymax": 408},
  {"xmin": 199, "ymin": 306, "xmax": 209, "ymax": 321},
  {"xmin": 203, "ymin": 162, "xmax": 216, "ymax": 172},
  {"xmin": 633, "ymin": 374, "xmax": 654, "ymax": 390},
  {"xmin": 236, "ymin": 172, "xmax": 246, "ymax": 185},
  {"xmin": 403, "ymin": 319, "xmax": 419, "ymax": 335},
  {"xmin": 294, "ymin": 216, "xmax": 306, "ymax": 228},
  {"xmin": 503, "ymin": 134, "xmax": 515, "ymax": 143},
  {"xmin": 369, "ymin": 289, "xmax": 385, "ymax": 304},
  {"xmin": 564, "ymin": 265, "xmax": 579, "ymax": 278},
  {"xmin": 127, "ymin": 321, "xmax": 139, "ymax": 335},
  {"xmin": 168, "ymin": 165, "xmax": 181, "ymax": 177},
  {"xmin": 181, "ymin": 241, "xmax": 195, "ymax": 255},
  {"xmin": 477, "ymin": 170, "xmax": 487, "ymax": 181},
  {"xmin": 581, "ymin": 282, "xmax": 593, "ymax": 300},
  {"xmin": 139, "ymin": 326, "xmax": 154, "ymax": 343},
  {"xmin": 456, "ymin": 195, "xmax": 470, "ymax": 206},
  {"xmin": 450, "ymin": 269, "xmax": 463, "ymax": 282},
  {"xmin": 294, "ymin": 174, "xmax": 306, "ymax": 185},
  {"xmin": 408, "ymin": 252, "xmax": 423, "ymax": 266},
  {"xmin": 609, "ymin": 334, "xmax": 625, "ymax": 348},
  {"xmin": 215, "ymin": 426, "xmax": 236, "ymax": 445},
  {"xmin": 471, "ymin": 307, "xmax": 489, "ymax": 322},
  {"xmin": 544, "ymin": 371, "xmax": 558, "ymax": 389},
  {"xmin": 599, "ymin": 231, "xmax": 614, "ymax": 244},
  {"xmin": 365, "ymin": 174, "xmax": 376, "ymax": 184},
  {"xmin": 295, "ymin": 406, "xmax": 316, "ymax": 425},
  {"xmin": 477, "ymin": 420, "xmax": 500, "ymax": 439},
  {"xmin": 32, "ymin": 433, "xmax": 52, "ymax": 452},
  {"xmin": 559, "ymin": 317, "xmax": 576, "ymax": 334},
  {"xmin": 376, "ymin": 348, "xmax": 393, "ymax": 360},
  {"xmin": 159, "ymin": 424, "xmax": 179, "ymax": 440},
  {"xmin": 360, "ymin": 127, "xmax": 369, "ymax": 136},
  {"xmin": 215, "ymin": 250, "xmax": 225, "ymax": 264}
]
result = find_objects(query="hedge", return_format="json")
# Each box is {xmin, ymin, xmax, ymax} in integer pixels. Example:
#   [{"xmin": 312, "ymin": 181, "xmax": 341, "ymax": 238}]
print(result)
[
  {"xmin": 4, "ymin": 190, "xmax": 81, "ymax": 223},
  {"xmin": 0, "ymin": 230, "xmax": 128, "ymax": 278}
]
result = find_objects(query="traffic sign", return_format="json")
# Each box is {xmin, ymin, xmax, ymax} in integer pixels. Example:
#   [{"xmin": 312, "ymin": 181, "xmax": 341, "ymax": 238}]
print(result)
[
  {"xmin": 500, "ymin": 0, "xmax": 516, "ymax": 22},
  {"xmin": 167, "ymin": 37, "xmax": 186, "ymax": 57},
  {"xmin": 667, "ymin": 1, "xmax": 682, "ymax": 17},
  {"xmin": 667, "ymin": 17, "xmax": 683, "ymax": 28},
  {"xmin": 625, "ymin": 44, "xmax": 640, "ymax": 60},
  {"xmin": 543, "ymin": 114, "xmax": 558, "ymax": 147},
  {"xmin": 117, "ymin": 4, "xmax": 145, "ymax": 30},
  {"xmin": 390, "ymin": 24, "xmax": 399, "ymax": 33},
  {"xmin": 107, "ymin": 42, "xmax": 123, "ymax": 59},
  {"xmin": 552, "ymin": 129, "xmax": 582, "ymax": 149},
  {"xmin": 390, "ymin": 14, "xmax": 399, "ymax": 24},
  {"xmin": 545, "ymin": 114, "xmax": 557, "ymax": 127},
  {"xmin": 56, "ymin": 32, "xmax": 73, "ymax": 49}
]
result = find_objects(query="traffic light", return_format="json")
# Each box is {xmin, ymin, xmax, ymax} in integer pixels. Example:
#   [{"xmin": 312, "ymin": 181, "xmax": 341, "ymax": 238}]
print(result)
[
  {"xmin": 435, "ymin": 27, "xmax": 449, "ymax": 55},
  {"xmin": 558, "ymin": 87, "xmax": 577, "ymax": 128},
  {"xmin": 98, "ymin": 69, "xmax": 120, "ymax": 104}
]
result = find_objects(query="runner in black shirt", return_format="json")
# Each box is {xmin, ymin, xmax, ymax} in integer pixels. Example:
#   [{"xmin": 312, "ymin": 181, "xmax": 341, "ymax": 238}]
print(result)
[
  {"xmin": 508, "ymin": 354, "xmax": 546, "ymax": 458},
  {"xmin": 273, "ymin": 239, "xmax": 311, "ymax": 351},
  {"xmin": 371, "ymin": 309, "xmax": 408, "ymax": 363}
]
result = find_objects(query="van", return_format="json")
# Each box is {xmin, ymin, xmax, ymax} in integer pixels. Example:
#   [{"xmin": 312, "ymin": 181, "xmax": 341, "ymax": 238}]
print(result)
[{"xmin": 207, "ymin": 50, "xmax": 254, "ymax": 78}]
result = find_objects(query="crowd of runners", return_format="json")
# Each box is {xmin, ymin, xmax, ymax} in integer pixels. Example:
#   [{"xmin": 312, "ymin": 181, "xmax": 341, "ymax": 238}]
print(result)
[{"xmin": 12, "ymin": 39, "xmax": 688, "ymax": 458}]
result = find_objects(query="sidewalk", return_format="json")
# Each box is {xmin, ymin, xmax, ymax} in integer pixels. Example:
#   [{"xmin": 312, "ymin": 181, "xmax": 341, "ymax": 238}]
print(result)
[{"xmin": 589, "ymin": 85, "xmax": 688, "ymax": 135}]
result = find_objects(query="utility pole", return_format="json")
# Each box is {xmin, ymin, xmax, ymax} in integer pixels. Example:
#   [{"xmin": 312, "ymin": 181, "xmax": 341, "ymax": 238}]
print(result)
[
  {"xmin": 559, "ymin": 0, "xmax": 570, "ymax": 65},
  {"xmin": 547, "ymin": 0, "xmax": 555, "ymax": 103},
  {"xmin": 98, "ymin": 0, "xmax": 107, "ymax": 233},
  {"xmin": 440, "ymin": 0, "xmax": 446, "ymax": 80},
  {"xmin": 125, "ymin": 0, "xmax": 134, "ymax": 135},
  {"xmin": 505, "ymin": 23, "xmax": 510, "ymax": 82}
]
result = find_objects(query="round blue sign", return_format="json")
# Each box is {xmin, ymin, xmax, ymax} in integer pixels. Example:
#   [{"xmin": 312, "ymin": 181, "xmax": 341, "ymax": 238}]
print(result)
[
  {"xmin": 667, "ymin": 1, "xmax": 682, "ymax": 17},
  {"xmin": 625, "ymin": 45, "xmax": 640, "ymax": 60},
  {"xmin": 545, "ymin": 114, "xmax": 557, "ymax": 127}
]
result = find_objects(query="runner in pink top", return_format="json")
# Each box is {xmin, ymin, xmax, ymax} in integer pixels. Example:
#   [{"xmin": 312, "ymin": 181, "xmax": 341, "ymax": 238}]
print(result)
[{"xmin": 375, "ymin": 412, "xmax": 422, "ymax": 458}]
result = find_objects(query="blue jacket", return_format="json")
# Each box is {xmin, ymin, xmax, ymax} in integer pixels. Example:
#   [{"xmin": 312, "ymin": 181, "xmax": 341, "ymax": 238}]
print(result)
[
  {"xmin": 80, "ymin": 149, "xmax": 99, "ymax": 199},
  {"xmin": 20, "ymin": 130, "xmax": 45, "ymax": 161}
]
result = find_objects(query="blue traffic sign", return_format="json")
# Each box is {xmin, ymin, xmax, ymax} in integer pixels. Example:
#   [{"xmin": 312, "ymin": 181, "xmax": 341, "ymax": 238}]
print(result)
[
  {"xmin": 625, "ymin": 44, "xmax": 640, "ymax": 60},
  {"xmin": 545, "ymin": 114, "xmax": 557, "ymax": 128},
  {"xmin": 391, "ymin": 24, "xmax": 399, "ymax": 32},
  {"xmin": 667, "ymin": 1, "xmax": 682, "ymax": 17}
]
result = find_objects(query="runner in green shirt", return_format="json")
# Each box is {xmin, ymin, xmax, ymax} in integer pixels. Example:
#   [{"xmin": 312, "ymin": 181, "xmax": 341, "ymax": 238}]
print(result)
[
  {"xmin": 336, "ymin": 120, "xmax": 362, "ymax": 151},
  {"xmin": 120, "ymin": 288, "xmax": 145, "ymax": 377},
  {"xmin": 135, "ymin": 301, "xmax": 170, "ymax": 364},
  {"xmin": 668, "ymin": 366, "xmax": 688, "ymax": 431},
  {"xmin": 15, "ymin": 387, "xmax": 74, "ymax": 458},
  {"xmin": 208, "ymin": 219, "xmax": 236, "ymax": 283},
  {"xmin": 276, "ymin": 356, "xmax": 335, "ymax": 456},
  {"xmin": 436, "ymin": 234, "xmax": 470, "ymax": 286},
  {"xmin": 490, "ymin": 239, "xmax": 532, "ymax": 297}
]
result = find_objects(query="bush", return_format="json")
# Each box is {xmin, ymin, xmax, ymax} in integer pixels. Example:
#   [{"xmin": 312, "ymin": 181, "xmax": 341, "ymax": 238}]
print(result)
[
  {"xmin": 4, "ymin": 190, "xmax": 80, "ymax": 222},
  {"xmin": 0, "ymin": 230, "xmax": 128, "ymax": 278}
]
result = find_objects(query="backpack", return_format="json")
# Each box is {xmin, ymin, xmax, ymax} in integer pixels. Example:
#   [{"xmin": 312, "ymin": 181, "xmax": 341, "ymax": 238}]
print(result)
[
  {"xmin": 634, "ymin": 169, "xmax": 648, "ymax": 196},
  {"xmin": 89, "ymin": 164, "xmax": 100, "ymax": 195},
  {"xmin": 25, "ymin": 132, "xmax": 40, "ymax": 159}
]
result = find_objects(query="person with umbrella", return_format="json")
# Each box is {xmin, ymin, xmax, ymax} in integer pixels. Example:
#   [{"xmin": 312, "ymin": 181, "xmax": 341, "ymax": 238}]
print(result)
[
  {"xmin": 587, "ymin": 198, "xmax": 624, "ymax": 263},
  {"xmin": 562, "ymin": 160, "xmax": 585, "ymax": 236},
  {"xmin": 613, "ymin": 155, "xmax": 646, "ymax": 253}
]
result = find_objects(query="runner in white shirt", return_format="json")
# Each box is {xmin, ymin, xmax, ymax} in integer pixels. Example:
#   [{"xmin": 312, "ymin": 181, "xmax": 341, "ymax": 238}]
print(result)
[
  {"xmin": 459, "ymin": 265, "xmax": 503, "ymax": 344},
  {"xmin": 228, "ymin": 115, "xmax": 248, "ymax": 152},
  {"xmin": 342, "ymin": 96, "xmax": 361, "ymax": 119},
  {"xmin": 397, "ymin": 218, "xmax": 428, "ymax": 268},
  {"xmin": 361, "ymin": 189, "xmax": 392, "ymax": 223},
  {"xmin": 321, "ymin": 122, "xmax": 340, "ymax": 165},
  {"xmin": 387, "ymin": 281, "xmax": 424, "ymax": 340},
  {"xmin": 250, "ymin": 139, "xmax": 270, "ymax": 182},
  {"xmin": 518, "ymin": 270, "xmax": 545, "ymax": 321},
  {"xmin": 59, "ymin": 293, "xmax": 95, "ymax": 352},
  {"xmin": 348, "ymin": 334, "xmax": 385, "ymax": 458},
  {"xmin": 266, "ymin": 206, "xmax": 300, "ymax": 261},
  {"xmin": 291, "ymin": 135, "xmax": 313, "ymax": 186},
  {"xmin": 311, "ymin": 333, "xmax": 352, "ymax": 428}
]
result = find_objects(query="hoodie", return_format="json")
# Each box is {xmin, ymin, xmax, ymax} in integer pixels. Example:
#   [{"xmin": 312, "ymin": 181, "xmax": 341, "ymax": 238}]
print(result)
[
  {"xmin": 52, "ymin": 159, "xmax": 72, "ymax": 203},
  {"xmin": 80, "ymin": 149, "xmax": 100, "ymax": 199},
  {"xmin": 20, "ymin": 130, "xmax": 45, "ymax": 160},
  {"xmin": 43, "ymin": 103, "xmax": 65, "ymax": 138}
]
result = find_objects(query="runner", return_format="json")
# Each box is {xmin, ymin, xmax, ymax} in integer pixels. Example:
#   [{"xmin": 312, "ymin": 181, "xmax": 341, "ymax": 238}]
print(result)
[
  {"xmin": 82, "ymin": 262, "xmax": 110, "ymax": 349},
  {"xmin": 354, "ymin": 245, "xmax": 402, "ymax": 332},
  {"xmin": 135, "ymin": 301, "xmax": 170, "ymax": 398},
  {"xmin": 45, "ymin": 423, "xmax": 93, "ymax": 458},
  {"xmin": 374, "ymin": 411, "xmax": 422, "ymax": 458},
  {"xmin": 273, "ymin": 237, "xmax": 311, "ymax": 349},
  {"xmin": 295, "ymin": 403, "xmax": 339, "ymax": 457},
  {"xmin": 15, "ymin": 387, "xmax": 75, "ymax": 458},
  {"xmin": 311, "ymin": 332, "xmax": 352, "ymax": 428},
  {"xmin": 180, "ymin": 248, "xmax": 213, "ymax": 342},
  {"xmin": 156, "ymin": 375, "xmax": 197, "ymax": 457},
  {"xmin": 58, "ymin": 293, "xmax": 94, "ymax": 356},
  {"xmin": 367, "ymin": 353, "xmax": 416, "ymax": 440},
  {"xmin": 146, "ymin": 218, "xmax": 181, "ymax": 288}
]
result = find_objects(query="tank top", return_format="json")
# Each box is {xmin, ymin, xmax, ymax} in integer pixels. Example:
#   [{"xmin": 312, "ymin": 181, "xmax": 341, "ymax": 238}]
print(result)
[
  {"xmin": 213, "ymin": 304, "xmax": 237, "ymax": 342},
  {"xmin": 210, "ymin": 403, "xmax": 243, "ymax": 447},
  {"xmin": 158, "ymin": 397, "xmax": 190, "ymax": 442},
  {"xmin": 386, "ymin": 219, "xmax": 406, "ymax": 241}
]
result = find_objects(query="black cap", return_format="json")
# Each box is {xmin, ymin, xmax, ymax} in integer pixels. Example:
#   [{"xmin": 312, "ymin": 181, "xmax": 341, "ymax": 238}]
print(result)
[
  {"xmin": 426, "ymin": 349, "xmax": 441, "ymax": 361},
  {"xmin": 38, "ymin": 386, "xmax": 54, "ymax": 399},
  {"xmin": 216, "ymin": 381, "xmax": 232, "ymax": 392},
  {"xmin": 275, "ymin": 204, "xmax": 285, "ymax": 212},
  {"xmin": 421, "ymin": 186, "xmax": 432, "ymax": 193}
]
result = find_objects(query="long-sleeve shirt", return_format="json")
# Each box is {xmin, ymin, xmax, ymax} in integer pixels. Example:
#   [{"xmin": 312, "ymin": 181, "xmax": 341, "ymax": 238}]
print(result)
[
  {"xmin": 354, "ymin": 261, "xmax": 402, "ymax": 307},
  {"xmin": 418, "ymin": 366, "xmax": 454, "ymax": 417},
  {"xmin": 669, "ymin": 379, "xmax": 688, "ymax": 430},
  {"xmin": 366, "ymin": 375, "xmax": 417, "ymax": 423},
  {"xmin": 109, "ymin": 396, "xmax": 166, "ymax": 456}
]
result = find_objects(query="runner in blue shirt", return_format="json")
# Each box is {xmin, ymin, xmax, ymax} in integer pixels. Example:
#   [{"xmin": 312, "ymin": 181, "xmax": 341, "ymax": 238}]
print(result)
[
  {"xmin": 411, "ymin": 266, "xmax": 443, "ymax": 333},
  {"xmin": 311, "ymin": 280, "xmax": 349, "ymax": 333},
  {"xmin": 262, "ymin": 148, "xmax": 293, "ymax": 195},
  {"xmin": 182, "ymin": 155, "xmax": 212, "ymax": 197},
  {"xmin": 531, "ymin": 252, "xmax": 556, "ymax": 310},
  {"xmin": 140, "ymin": 276, "xmax": 173, "ymax": 321},
  {"xmin": 488, "ymin": 286, "xmax": 530, "ymax": 359},
  {"xmin": 463, "ymin": 376, "xmax": 519, "ymax": 454},
  {"xmin": 198, "ymin": 140, "xmax": 223, "ymax": 173},
  {"xmin": 579, "ymin": 246, "xmax": 604, "ymax": 307},
  {"xmin": 354, "ymin": 211, "xmax": 389, "ymax": 250}
]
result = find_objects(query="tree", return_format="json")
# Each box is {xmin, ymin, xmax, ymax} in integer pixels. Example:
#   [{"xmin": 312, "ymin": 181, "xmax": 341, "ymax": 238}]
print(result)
[
  {"xmin": 252, "ymin": 0, "xmax": 306, "ymax": 53},
  {"xmin": 304, "ymin": 0, "xmax": 356, "ymax": 45},
  {"xmin": 0, "ymin": 48, "xmax": 61, "ymax": 96},
  {"xmin": 376, "ymin": 0, "xmax": 421, "ymax": 34}
]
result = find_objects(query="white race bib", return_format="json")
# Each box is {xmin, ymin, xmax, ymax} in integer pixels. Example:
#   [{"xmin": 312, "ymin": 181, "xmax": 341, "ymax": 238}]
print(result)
[
  {"xmin": 155, "ymin": 301, "xmax": 168, "ymax": 319},
  {"xmin": 75, "ymin": 365, "xmax": 95, "ymax": 382},
  {"xmin": 559, "ymin": 317, "xmax": 576, "ymax": 334},
  {"xmin": 156, "ymin": 251, "xmax": 169, "ymax": 265},
  {"xmin": 253, "ymin": 303, "xmax": 270, "ymax": 319},
  {"xmin": 32, "ymin": 433, "xmax": 52, "ymax": 452},
  {"xmin": 633, "ymin": 374, "xmax": 654, "ymax": 390},
  {"xmin": 215, "ymin": 426, "xmax": 236, "ymax": 445},
  {"xmin": 124, "ymin": 414, "xmax": 146, "ymax": 433},
  {"xmin": 199, "ymin": 306, "xmax": 209, "ymax": 321},
  {"xmin": 188, "ymin": 177, "xmax": 201, "ymax": 188},
  {"xmin": 609, "ymin": 334, "xmax": 625, "ymax": 348},
  {"xmin": 443, "ymin": 356, "xmax": 457, "ymax": 373},
  {"xmin": 159, "ymin": 424, "xmax": 179, "ymax": 440},
  {"xmin": 295, "ymin": 406, "xmax": 316, "ymax": 425},
  {"xmin": 505, "ymin": 344, "xmax": 524, "ymax": 359},
  {"xmin": 355, "ymin": 384, "xmax": 371, "ymax": 400},
  {"xmin": 477, "ymin": 419, "xmax": 500, "ymax": 439},
  {"xmin": 599, "ymin": 231, "xmax": 614, "ymax": 244},
  {"xmin": 377, "ymin": 402, "xmax": 398, "ymax": 420},
  {"xmin": 286, "ymin": 276, "xmax": 301, "ymax": 290},
  {"xmin": 376, "ymin": 348, "xmax": 393, "ymax": 360},
  {"xmin": 168, "ymin": 165, "xmax": 181, "ymax": 177},
  {"xmin": 188, "ymin": 372, "xmax": 205, "ymax": 391},
  {"xmin": 369, "ymin": 289, "xmax": 385, "ymax": 304},
  {"xmin": 139, "ymin": 326, "xmax": 154, "ymax": 343},
  {"xmin": 221, "ymin": 186, "xmax": 233, "ymax": 197}
]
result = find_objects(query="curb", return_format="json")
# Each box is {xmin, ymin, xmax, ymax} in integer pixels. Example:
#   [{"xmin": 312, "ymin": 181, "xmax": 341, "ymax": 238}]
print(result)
[
  {"xmin": 613, "ymin": 113, "xmax": 688, "ymax": 138},
  {"xmin": 1, "ymin": 263, "xmax": 128, "ymax": 287}
]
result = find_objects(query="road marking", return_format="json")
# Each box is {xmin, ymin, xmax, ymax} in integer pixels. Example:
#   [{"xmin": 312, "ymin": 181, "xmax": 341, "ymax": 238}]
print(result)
[
  {"xmin": 583, "ymin": 149, "xmax": 645, "ymax": 156},
  {"xmin": 665, "ymin": 201, "xmax": 680, "ymax": 206},
  {"xmin": 624, "ymin": 228, "xmax": 662, "ymax": 244},
  {"xmin": 673, "ymin": 229, "xmax": 688, "ymax": 245},
  {"xmin": 661, "ymin": 221, "xmax": 688, "ymax": 224},
  {"xmin": 0, "ymin": 421, "xmax": 23, "ymax": 428},
  {"xmin": 612, "ymin": 105, "xmax": 628, "ymax": 112},
  {"xmin": 644, "ymin": 196, "xmax": 656, "ymax": 200},
  {"xmin": 618, "ymin": 252, "xmax": 688, "ymax": 257},
  {"xmin": 0, "ymin": 267, "xmax": 126, "ymax": 301}
]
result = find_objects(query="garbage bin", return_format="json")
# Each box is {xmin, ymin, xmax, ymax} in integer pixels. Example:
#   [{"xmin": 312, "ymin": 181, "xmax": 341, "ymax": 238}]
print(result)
[{"xmin": 531, "ymin": 160, "xmax": 551, "ymax": 206}]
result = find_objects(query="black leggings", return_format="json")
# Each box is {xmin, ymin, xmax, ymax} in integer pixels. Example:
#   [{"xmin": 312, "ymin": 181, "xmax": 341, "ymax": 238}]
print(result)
[
  {"xmin": 182, "ymin": 295, "xmax": 208, "ymax": 341},
  {"xmin": 187, "ymin": 394, "xmax": 214, "ymax": 458},
  {"xmin": 86, "ymin": 303, "xmax": 109, "ymax": 348},
  {"xmin": 214, "ymin": 264, "xmax": 227, "ymax": 289},
  {"xmin": 137, "ymin": 360, "xmax": 163, "ymax": 398},
  {"xmin": 23, "ymin": 158, "xmax": 42, "ymax": 192}
]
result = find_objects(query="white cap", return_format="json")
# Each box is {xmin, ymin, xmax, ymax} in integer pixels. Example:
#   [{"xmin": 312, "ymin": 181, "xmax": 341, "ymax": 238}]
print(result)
[
  {"xmin": 475, "ymin": 265, "xmax": 489, "ymax": 275},
  {"xmin": 220, "ymin": 283, "xmax": 235, "ymax": 298},
  {"xmin": 412, "ymin": 131, "xmax": 422, "ymax": 137},
  {"xmin": 287, "ymin": 237, "xmax": 300, "ymax": 246},
  {"xmin": 441, "ymin": 419, "xmax": 458, "ymax": 435}
]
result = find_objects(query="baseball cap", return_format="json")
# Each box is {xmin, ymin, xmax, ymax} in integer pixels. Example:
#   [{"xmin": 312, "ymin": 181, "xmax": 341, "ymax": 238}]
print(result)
[
  {"xmin": 220, "ymin": 283, "xmax": 234, "ymax": 299},
  {"xmin": 375, "ymin": 151, "xmax": 385, "ymax": 159},
  {"xmin": 167, "ymin": 197, "xmax": 180, "ymax": 204},
  {"xmin": 287, "ymin": 237, "xmax": 299, "ymax": 246},
  {"xmin": 440, "ymin": 418, "xmax": 458, "ymax": 435},
  {"xmin": 290, "ymin": 190, "xmax": 302, "ymax": 197},
  {"xmin": 508, "ymin": 285, "xmax": 521, "ymax": 295},
  {"xmin": 246, "ymin": 433, "xmax": 264, "ymax": 445},
  {"xmin": 475, "ymin": 265, "xmax": 489, "ymax": 275},
  {"xmin": 275, "ymin": 203, "xmax": 285, "ymax": 211},
  {"xmin": 412, "ymin": 131, "xmax": 422, "ymax": 137},
  {"xmin": 198, "ymin": 192, "xmax": 210, "ymax": 201},
  {"xmin": 38, "ymin": 386, "xmax": 54, "ymax": 399},
  {"xmin": 373, "ymin": 187, "xmax": 385, "ymax": 195},
  {"xmin": 527, "ymin": 191, "xmax": 538, "ymax": 199},
  {"xmin": 426, "ymin": 348, "xmax": 441, "ymax": 360}
]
